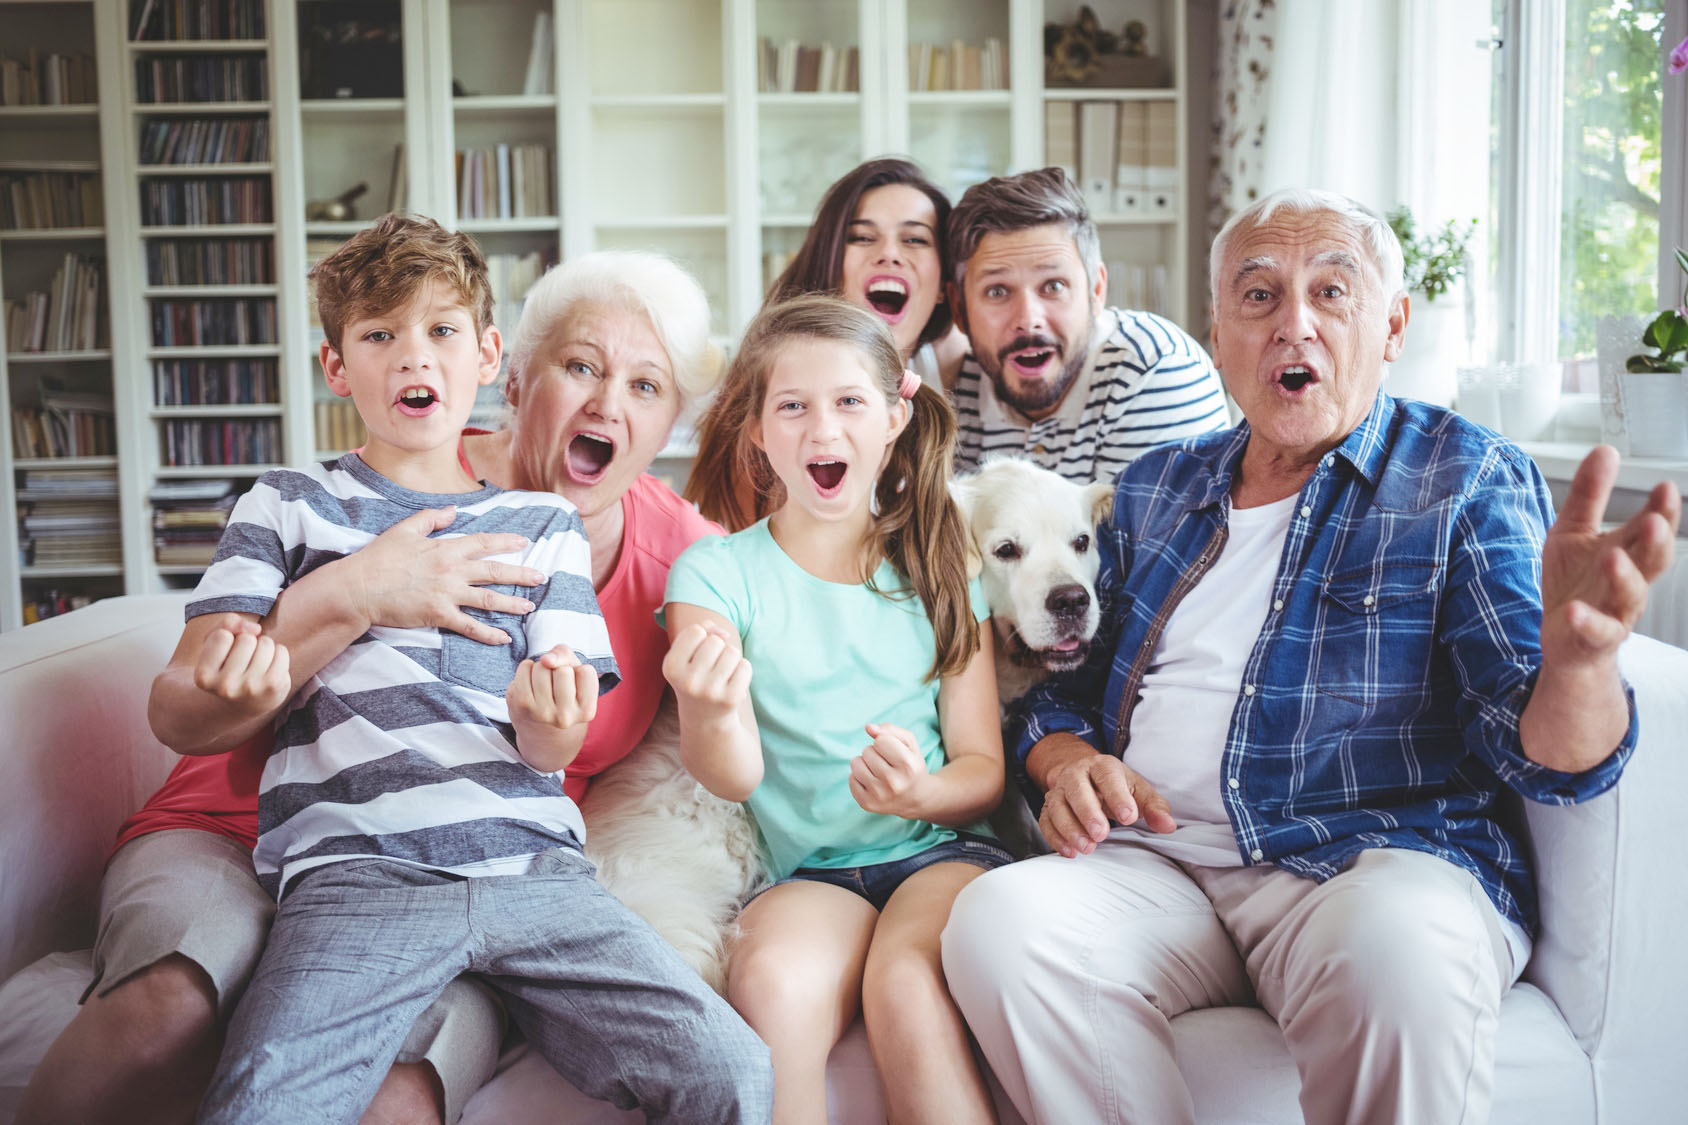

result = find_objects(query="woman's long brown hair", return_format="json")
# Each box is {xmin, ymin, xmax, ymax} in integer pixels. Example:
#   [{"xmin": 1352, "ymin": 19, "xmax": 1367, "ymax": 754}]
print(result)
[{"xmin": 688, "ymin": 158, "xmax": 953, "ymax": 531}]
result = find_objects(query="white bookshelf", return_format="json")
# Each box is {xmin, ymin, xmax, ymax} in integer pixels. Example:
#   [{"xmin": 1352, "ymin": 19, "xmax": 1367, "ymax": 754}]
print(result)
[
  {"xmin": 0, "ymin": 0, "xmax": 128, "ymax": 628},
  {"xmin": 2, "ymin": 0, "xmax": 1197, "ymax": 628}
]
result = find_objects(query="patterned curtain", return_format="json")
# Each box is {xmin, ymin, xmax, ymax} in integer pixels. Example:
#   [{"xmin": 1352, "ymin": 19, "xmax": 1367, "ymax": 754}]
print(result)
[{"xmin": 1207, "ymin": 0, "xmax": 1280, "ymax": 244}]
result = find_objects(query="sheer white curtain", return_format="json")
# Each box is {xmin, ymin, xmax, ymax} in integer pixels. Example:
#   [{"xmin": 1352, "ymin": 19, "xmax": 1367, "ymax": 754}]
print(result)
[{"xmin": 1208, "ymin": 0, "xmax": 1495, "ymax": 403}]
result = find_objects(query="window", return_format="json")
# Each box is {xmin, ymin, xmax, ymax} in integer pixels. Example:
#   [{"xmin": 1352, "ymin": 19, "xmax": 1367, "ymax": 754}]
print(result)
[{"xmin": 1491, "ymin": 0, "xmax": 1686, "ymax": 374}]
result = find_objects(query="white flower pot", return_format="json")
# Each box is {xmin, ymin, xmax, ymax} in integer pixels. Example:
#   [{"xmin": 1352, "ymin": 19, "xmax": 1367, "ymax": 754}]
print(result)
[
  {"xmin": 1388, "ymin": 288, "xmax": 1469, "ymax": 407},
  {"xmin": 1619, "ymin": 370, "xmax": 1688, "ymax": 459}
]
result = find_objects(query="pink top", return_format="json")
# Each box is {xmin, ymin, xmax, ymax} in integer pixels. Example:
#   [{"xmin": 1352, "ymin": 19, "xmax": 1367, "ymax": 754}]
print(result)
[{"xmin": 113, "ymin": 471, "xmax": 721, "ymax": 853}]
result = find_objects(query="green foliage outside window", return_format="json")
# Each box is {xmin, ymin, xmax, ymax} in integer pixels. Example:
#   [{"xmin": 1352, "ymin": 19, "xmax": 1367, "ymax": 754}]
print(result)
[{"xmin": 1559, "ymin": 0, "xmax": 1666, "ymax": 358}]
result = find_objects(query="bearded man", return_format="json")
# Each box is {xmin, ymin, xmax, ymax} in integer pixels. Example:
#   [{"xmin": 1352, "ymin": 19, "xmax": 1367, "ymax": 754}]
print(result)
[{"xmin": 945, "ymin": 167, "xmax": 1229, "ymax": 482}]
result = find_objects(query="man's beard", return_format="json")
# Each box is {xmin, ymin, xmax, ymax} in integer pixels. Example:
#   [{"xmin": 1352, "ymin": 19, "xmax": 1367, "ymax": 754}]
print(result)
[{"xmin": 979, "ymin": 324, "xmax": 1091, "ymax": 418}]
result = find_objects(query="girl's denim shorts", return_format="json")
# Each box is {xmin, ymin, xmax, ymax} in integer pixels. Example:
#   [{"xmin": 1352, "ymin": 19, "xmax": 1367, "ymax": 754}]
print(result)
[{"xmin": 760, "ymin": 832, "xmax": 1015, "ymax": 911}]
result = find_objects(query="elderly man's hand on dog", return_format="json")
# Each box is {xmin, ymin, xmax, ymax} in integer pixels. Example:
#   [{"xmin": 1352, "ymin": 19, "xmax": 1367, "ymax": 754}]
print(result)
[{"xmin": 1028, "ymin": 731, "xmax": 1176, "ymax": 858}]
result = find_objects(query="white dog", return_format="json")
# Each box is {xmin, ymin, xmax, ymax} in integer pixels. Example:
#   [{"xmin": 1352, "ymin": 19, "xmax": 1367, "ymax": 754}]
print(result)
[
  {"xmin": 580, "ymin": 695, "xmax": 765, "ymax": 995},
  {"xmin": 952, "ymin": 458, "xmax": 1114, "ymax": 706}
]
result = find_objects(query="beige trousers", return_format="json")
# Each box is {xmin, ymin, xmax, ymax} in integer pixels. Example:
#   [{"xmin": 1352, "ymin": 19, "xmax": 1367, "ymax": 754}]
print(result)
[{"xmin": 941, "ymin": 836, "xmax": 1517, "ymax": 1125}]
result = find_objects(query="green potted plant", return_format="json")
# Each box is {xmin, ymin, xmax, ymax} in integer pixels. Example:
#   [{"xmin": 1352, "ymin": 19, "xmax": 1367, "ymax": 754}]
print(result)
[
  {"xmin": 1625, "ymin": 247, "xmax": 1688, "ymax": 372},
  {"xmin": 1384, "ymin": 206, "xmax": 1478, "ymax": 406},
  {"xmin": 1387, "ymin": 206, "xmax": 1478, "ymax": 304},
  {"xmin": 1618, "ymin": 247, "xmax": 1688, "ymax": 458}
]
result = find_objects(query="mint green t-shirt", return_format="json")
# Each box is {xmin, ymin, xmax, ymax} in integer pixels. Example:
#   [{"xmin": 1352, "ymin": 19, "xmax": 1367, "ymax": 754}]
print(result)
[{"xmin": 663, "ymin": 519, "xmax": 991, "ymax": 881}]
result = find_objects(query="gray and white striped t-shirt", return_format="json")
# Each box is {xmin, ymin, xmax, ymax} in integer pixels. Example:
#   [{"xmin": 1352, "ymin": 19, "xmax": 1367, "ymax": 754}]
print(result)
[
  {"xmin": 951, "ymin": 307, "xmax": 1230, "ymax": 485},
  {"xmin": 186, "ymin": 453, "xmax": 619, "ymax": 899}
]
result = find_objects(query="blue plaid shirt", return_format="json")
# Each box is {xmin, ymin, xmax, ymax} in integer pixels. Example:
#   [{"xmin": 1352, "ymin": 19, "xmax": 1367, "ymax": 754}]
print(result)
[{"xmin": 1012, "ymin": 393, "xmax": 1636, "ymax": 932}]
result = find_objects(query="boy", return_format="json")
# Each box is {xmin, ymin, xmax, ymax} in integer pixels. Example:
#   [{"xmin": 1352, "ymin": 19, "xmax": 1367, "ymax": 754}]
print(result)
[{"xmin": 171, "ymin": 214, "xmax": 771, "ymax": 1123}]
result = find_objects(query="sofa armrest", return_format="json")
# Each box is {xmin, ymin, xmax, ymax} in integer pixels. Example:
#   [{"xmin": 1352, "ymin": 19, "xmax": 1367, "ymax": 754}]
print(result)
[
  {"xmin": 1522, "ymin": 632, "xmax": 1688, "ymax": 1117},
  {"xmin": 0, "ymin": 595, "xmax": 190, "ymax": 980}
]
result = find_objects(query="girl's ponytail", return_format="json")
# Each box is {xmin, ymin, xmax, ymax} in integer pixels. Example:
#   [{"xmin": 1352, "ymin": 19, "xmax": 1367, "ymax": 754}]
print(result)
[{"xmin": 868, "ymin": 380, "xmax": 978, "ymax": 681}]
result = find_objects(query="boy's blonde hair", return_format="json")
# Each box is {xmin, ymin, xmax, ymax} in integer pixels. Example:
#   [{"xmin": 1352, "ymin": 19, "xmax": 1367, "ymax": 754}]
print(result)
[
  {"xmin": 310, "ymin": 213, "xmax": 494, "ymax": 354},
  {"xmin": 693, "ymin": 295, "xmax": 978, "ymax": 681}
]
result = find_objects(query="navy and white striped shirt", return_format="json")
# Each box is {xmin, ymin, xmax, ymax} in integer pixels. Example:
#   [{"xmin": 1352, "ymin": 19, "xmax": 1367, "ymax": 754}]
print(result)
[
  {"xmin": 1011, "ymin": 393, "xmax": 1636, "ymax": 933},
  {"xmin": 951, "ymin": 307, "xmax": 1230, "ymax": 484},
  {"xmin": 187, "ymin": 454, "xmax": 619, "ymax": 899}
]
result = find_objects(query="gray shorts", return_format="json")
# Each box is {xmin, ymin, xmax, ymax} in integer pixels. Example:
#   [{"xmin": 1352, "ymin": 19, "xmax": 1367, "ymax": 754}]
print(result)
[{"xmin": 88, "ymin": 829, "xmax": 503, "ymax": 1123}]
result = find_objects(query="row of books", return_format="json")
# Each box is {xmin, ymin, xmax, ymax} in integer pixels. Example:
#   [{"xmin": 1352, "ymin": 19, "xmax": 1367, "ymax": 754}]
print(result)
[
  {"xmin": 909, "ymin": 39, "xmax": 1009, "ymax": 92},
  {"xmin": 488, "ymin": 250, "xmax": 548, "ymax": 337},
  {"xmin": 135, "ymin": 53, "xmax": 267, "ymax": 103},
  {"xmin": 1046, "ymin": 100, "xmax": 1178, "ymax": 216},
  {"xmin": 20, "ymin": 531, "xmax": 124, "ymax": 570},
  {"xmin": 160, "ymin": 417, "xmax": 280, "ymax": 466},
  {"xmin": 761, "ymin": 247, "xmax": 798, "ymax": 296},
  {"xmin": 131, "ymin": 0, "xmax": 266, "ymax": 42},
  {"xmin": 1, "ymin": 172, "xmax": 103, "ymax": 231},
  {"xmin": 150, "ymin": 297, "xmax": 277, "ymax": 347},
  {"xmin": 10, "ymin": 403, "xmax": 117, "ymax": 459},
  {"xmin": 314, "ymin": 399, "xmax": 366, "ymax": 454},
  {"xmin": 456, "ymin": 144, "xmax": 554, "ymax": 221},
  {"xmin": 1106, "ymin": 261, "xmax": 1174, "ymax": 320},
  {"xmin": 150, "ymin": 478, "xmax": 238, "ymax": 567},
  {"xmin": 20, "ymin": 590, "xmax": 101, "ymax": 624},
  {"xmin": 757, "ymin": 39, "xmax": 861, "ymax": 94},
  {"xmin": 14, "ymin": 468, "xmax": 122, "ymax": 574},
  {"xmin": 154, "ymin": 357, "xmax": 279, "ymax": 406},
  {"xmin": 139, "ymin": 117, "xmax": 269, "ymax": 165},
  {"xmin": 4, "ymin": 255, "xmax": 103, "ymax": 353},
  {"xmin": 146, "ymin": 236, "xmax": 273, "ymax": 286},
  {"xmin": 15, "ymin": 467, "xmax": 119, "ymax": 497},
  {"xmin": 0, "ymin": 49, "xmax": 96, "ymax": 106},
  {"xmin": 140, "ymin": 177, "xmax": 272, "ymax": 225}
]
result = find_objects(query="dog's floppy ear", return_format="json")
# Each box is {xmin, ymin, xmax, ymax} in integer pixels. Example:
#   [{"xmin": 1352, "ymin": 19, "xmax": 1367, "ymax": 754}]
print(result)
[
  {"xmin": 1083, "ymin": 479, "xmax": 1114, "ymax": 529},
  {"xmin": 949, "ymin": 474, "xmax": 984, "ymax": 579}
]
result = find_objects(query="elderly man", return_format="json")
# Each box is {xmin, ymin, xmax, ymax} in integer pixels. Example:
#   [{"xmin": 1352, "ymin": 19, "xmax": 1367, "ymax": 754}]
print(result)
[
  {"xmin": 940, "ymin": 188, "xmax": 1681, "ymax": 1124},
  {"xmin": 945, "ymin": 167, "xmax": 1230, "ymax": 482}
]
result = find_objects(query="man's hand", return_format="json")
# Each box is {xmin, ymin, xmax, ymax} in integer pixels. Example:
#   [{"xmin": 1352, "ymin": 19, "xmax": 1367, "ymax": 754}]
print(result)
[
  {"xmin": 192, "ymin": 614, "xmax": 292, "ymax": 718},
  {"xmin": 340, "ymin": 507, "xmax": 547, "ymax": 645},
  {"xmin": 508, "ymin": 644, "xmax": 599, "ymax": 733},
  {"xmin": 850, "ymin": 722, "xmax": 932, "ymax": 818},
  {"xmin": 1029, "ymin": 733, "xmax": 1176, "ymax": 858},
  {"xmin": 663, "ymin": 621, "xmax": 752, "ymax": 721},
  {"xmin": 1541, "ymin": 445, "xmax": 1680, "ymax": 670}
]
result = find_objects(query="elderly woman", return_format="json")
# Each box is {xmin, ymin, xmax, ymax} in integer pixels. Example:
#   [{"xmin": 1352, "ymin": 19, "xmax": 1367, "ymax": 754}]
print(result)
[{"xmin": 17, "ymin": 251, "xmax": 725, "ymax": 1125}]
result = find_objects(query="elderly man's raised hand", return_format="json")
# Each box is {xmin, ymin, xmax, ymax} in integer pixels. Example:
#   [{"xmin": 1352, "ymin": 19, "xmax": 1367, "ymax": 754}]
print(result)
[
  {"xmin": 1029, "ymin": 733, "xmax": 1177, "ymax": 858},
  {"xmin": 1541, "ymin": 445, "xmax": 1681, "ymax": 669}
]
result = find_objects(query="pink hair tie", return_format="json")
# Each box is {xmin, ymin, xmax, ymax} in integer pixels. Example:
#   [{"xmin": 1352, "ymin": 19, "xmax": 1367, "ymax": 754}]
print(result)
[{"xmin": 898, "ymin": 368, "xmax": 921, "ymax": 400}]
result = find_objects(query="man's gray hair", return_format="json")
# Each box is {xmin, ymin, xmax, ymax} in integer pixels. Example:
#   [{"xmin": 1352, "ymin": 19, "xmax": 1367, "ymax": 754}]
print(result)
[
  {"xmin": 1209, "ymin": 188, "xmax": 1406, "ymax": 303},
  {"xmin": 505, "ymin": 249, "xmax": 722, "ymax": 404},
  {"xmin": 947, "ymin": 167, "xmax": 1102, "ymax": 291}
]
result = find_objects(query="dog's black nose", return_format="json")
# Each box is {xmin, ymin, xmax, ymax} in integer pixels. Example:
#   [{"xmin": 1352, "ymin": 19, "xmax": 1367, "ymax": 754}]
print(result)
[{"xmin": 1046, "ymin": 584, "xmax": 1090, "ymax": 618}]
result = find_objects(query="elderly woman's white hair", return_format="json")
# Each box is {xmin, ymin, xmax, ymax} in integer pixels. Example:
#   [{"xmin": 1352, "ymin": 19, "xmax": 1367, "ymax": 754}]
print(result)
[
  {"xmin": 1210, "ymin": 188, "xmax": 1406, "ymax": 304},
  {"xmin": 504, "ymin": 250, "xmax": 723, "ymax": 403}
]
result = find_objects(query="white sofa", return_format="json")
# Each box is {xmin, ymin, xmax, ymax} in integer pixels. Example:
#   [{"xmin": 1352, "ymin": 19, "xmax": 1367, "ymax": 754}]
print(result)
[{"xmin": 1, "ymin": 593, "xmax": 1685, "ymax": 1123}]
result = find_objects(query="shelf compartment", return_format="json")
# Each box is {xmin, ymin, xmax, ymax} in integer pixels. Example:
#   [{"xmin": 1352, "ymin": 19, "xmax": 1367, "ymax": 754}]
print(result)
[
  {"xmin": 453, "ymin": 95, "xmax": 556, "ymax": 115},
  {"xmin": 1042, "ymin": 88, "xmax": 1177, "ymax": 102},
  {"xmin": 142, "ymin": 284, "xmax": 278, "ymax": 297},
  {"xmin": 150, "ymin": 404, "xmax": 285, "ymax": 418},
  {"xmin": 134, "ymin": 101, "xmax": 274, "ymax": 114},
  {"xmin": 0, "ymin": 105, "xmax": 98, "ymax": 118},
  {"xmin": 146, "ymin": 345, "xmax": 282, "ymax": 359},
  {"xmin": 128, "ymin": 41, "xmax": 270, "ymax": 55},
  {"xmin": 4, "ymin": 350, "xmax": 113, "ymax": 363},
  {"xmin": 138, "ymin": 163, "xmax": 275, "ymax": 175}
]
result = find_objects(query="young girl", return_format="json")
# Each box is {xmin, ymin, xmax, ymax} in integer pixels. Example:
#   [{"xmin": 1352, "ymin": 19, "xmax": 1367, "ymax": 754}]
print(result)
[
  {"xmin": 688, "ymin": 157, "xmax": 968, "ymax": 530},
  {"xmin": 664, "ymin": 295, "xmax": 1009, "ymax": 1124}
]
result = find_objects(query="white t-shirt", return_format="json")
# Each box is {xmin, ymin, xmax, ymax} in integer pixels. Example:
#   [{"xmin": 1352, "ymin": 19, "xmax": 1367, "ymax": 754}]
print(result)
[{"xmin": 1121, "ymin": 493, "xmax": 1297, "ymax": 867}]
